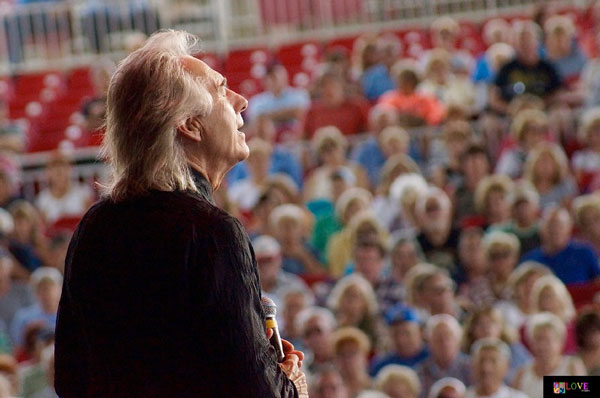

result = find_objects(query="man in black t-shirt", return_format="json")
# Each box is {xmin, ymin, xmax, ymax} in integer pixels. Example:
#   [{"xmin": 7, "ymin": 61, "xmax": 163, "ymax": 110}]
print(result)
[{"xmin": 491, "ymin": 21, "xmax": 562, "ymax": 112}]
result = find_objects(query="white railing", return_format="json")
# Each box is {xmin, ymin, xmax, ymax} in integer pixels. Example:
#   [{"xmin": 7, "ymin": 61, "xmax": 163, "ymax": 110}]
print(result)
[{"xmin": 0, "ymin": 0, "xmax": 587, "ymax": 74}]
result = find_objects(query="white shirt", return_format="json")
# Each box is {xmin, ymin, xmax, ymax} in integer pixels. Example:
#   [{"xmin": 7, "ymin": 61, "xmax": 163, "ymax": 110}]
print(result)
[
  {"xmin": 466, "ymin": 385, "xmax": 529, "ymax": 398},
  {"xmin": 35, "ymin": 183, "xmax": 93, "ymax": 223}
]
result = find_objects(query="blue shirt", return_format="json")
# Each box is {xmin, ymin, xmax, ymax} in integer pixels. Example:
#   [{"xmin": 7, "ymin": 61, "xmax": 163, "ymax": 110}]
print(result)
[
  {"xmin": 370, "ymin": 347, "xmax": 429, "ymax": 376},
  {"xmin": 10, "ymin": 304, "xmax": 56, "ymax": 347},
  {"xmin": 351, "ymin": 137, "xmax": 386, "ymax": 186},
  {"xmin": 226, "ymin": 147, "xmax": 303, "ymax": 188},
  {"xmin": 472, "ymin": 55, "xmax": 494, "ymax": 83},
  {"xmin": 521, "ymin": 241, "xmax": 600, "ymax": 285},
  {"xmin": 361, "ymin": 64, "xmax": 396, "ymax": 101}
]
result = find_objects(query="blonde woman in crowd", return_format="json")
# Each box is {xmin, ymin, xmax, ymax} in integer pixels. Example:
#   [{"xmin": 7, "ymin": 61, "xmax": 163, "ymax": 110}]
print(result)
[
  {"xmin": 543, "ymin": 15, "xmax": 586, "ymax": 83},
  {"xmin": 403, "ymin": 263, "xmax": 440, "ymax": 320},
  {"xmin": 473, "ymin": 175, "xmax": 514, "ymax": 228},
  {"xmin": 462, "ymin": 307, "xmax": 530, "ymax": 383},
  {"xmin": 495, "ymin": 108, "xmax": 549, "ymax": 178},
  {"xmin": 312, "ymin": 187, "xmax": 372, "ymax": 262},
  {"xmin": 327, "ymin": 211, "xmax": 389, "ymax": 278},
  {"xmin": 573, "ymin": 193, "xmax": 600, "ymax": 253},
  {"xmin": 523, "ymin": 142, "xmax": 577, "ymax": 209},
  {"xmin": 482, "ymin": 231, "xmax": 520, "ymax": 300},
  {"xmin": 572, "ymin": 107, "xmax": 600, "ymax": 190},
  {"xmin": 494, "ymin": 261, "xmax": 552, "ymax": 331},
  {"xmin": 332, "ymin": 327, "xmax": 373, "ymax": 397},
  {"xmin": 374, "ymin": 365, "xmax": 421, "ymax": 398},
  {"xmin": 385, "ymin": 173, "xmax": 428, "ymax": 237},
  {"xmin": 327, "ymin": 274, "xmax": 382, "ymax": 349},
  {"xmin": 513, "ymin": 312, "xmax": 586, "ymax": 398},
  {"xmin": 531, "ymin": 274, "xmax": 577, "ymax": 353},
  {"xmin": 269, "ymin": 203, "xmax": 324, "ymax": 275},
  {"xmin": 303, "ymin": 126, "xmax": 368, "ymax": 202}
]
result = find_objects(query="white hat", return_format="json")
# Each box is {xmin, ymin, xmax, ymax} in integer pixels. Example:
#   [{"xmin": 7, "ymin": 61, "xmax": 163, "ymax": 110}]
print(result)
[
  {"xmin": 31, "ymin": 267, "xmax": 63, "ymax": 287},
  {"xmin": 252, "ymin": 235, "xmax": 281, "ymax": 257}
]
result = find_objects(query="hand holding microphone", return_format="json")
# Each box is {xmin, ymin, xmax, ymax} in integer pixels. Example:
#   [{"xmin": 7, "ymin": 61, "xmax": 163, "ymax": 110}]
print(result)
[{"xmin": 262, "ymin": 297, "xmax": 308, "ymax": 397}]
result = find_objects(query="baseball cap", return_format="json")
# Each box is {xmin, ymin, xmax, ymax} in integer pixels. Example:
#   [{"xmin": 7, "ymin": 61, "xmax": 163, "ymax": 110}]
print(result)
[{"xmin": 384, "ymin": 304, "xmax": 420, "ymax": 326}]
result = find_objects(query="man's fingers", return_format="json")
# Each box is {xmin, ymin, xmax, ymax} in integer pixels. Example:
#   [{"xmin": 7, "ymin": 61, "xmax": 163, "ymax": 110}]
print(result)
[
  {"xmin": 281, "ymin": 353, "xmax": 299, "ymax": 371},
  {"xmin": 281, "ymin": 339, "xmax": 295, "ymax": 354},
  {"xmin": 291, "ymin": 349, "xmax": 304, "ymax": 361},
  {"xmin": 266, "ymin": 328, "xmax": 273, "ymax": 340}
]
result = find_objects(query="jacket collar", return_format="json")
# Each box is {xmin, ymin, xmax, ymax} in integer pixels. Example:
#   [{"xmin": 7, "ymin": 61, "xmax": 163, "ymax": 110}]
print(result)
[{"xmin": 190, "ymin": 167, "xmax": 216, "ymax": 205}]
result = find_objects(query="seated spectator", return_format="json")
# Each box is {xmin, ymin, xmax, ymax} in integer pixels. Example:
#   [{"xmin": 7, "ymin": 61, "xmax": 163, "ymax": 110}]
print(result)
[
  {"xmin": 542, "ymin": 15, "xmax": 586, "ymax": 84},
  {"xmin": 495, "ymin": 108, "xmax": 549, "ymax": 179},
  {"xmin": 296, "ymin": 307, "xmax": 336, "ymax": 374},
  {"xmin": 523, "ymin": 142, "xmax": 577, "ymax": 209},
  {"xmin": 420, "ymin": 269, "xmax": 463, "ymax": 320},
  {"xmin": 453, "ymin": 144, "xmax": 491, "ymax": 226},
  {"xmin": 332, "ymin": 327, "xmax": 373, "ymax": 397},
  {"xmin": 374, "ymin": 364, "xmax": 421, "ymax": 398},
  {"xmin": 473, "ymin": 175, "xmax": 514, "ymax": 228},
  {"xmin": 531, "ymin": 274, "xmax": 577, "ymax": 353},
  {"xmin": 371, "ymin": 305, "xmax": 429, "ymax": 376},
  {"xmin": 418, "ymin": 314, "xmax": 472, "ymax": 395},
  {"xmin": 228, "ymin": 138, "xmax": 275, "ymax": 211},
  {"xmin": 34, "ymin": 152, "xmax": 93, "ymax": 225},
  {"xmin": 281, "ymin": 288, "xmax": 313, "ymax": 347},
  {"xmin": 351, "ymin": 236, "xmax": 387, "ymax": 288},
  {"xmin": 572, "ymin": 107, "xmax": 600, "ymax": 191},
  {"xmin": 269, "ymin": 204, "xmax": 324, "ymax": 275},
  {"xmin": 404, "ymin": 263, "xmax": 440, "ymax": 320},
  {"xmin": 327, "ymin": 274, "xmax": 383, "ymax": 348},
  {"xmin": 372, "ymin": 155, "xmax": 421, "ymax": 234},
  {"xmin": 472, "ymin": 19, "xmax": 513, "ymax": 84},
  {"xmin": 311, "ymin": 187, "xmax": 372, "ymax": 264},
  {"xmin": 573, "ymin": 194, "xmax": 600, "ymax": 254},
  {"xmin": 428, "ymin": 377, "xmax": 466, "ymax": 398},
  {"xmin": 0, "ymin": 99, "xmax": 26, "ymax": 154},
  {"xmin": 482, "ymin": 231, "xmax": 520, "ymax": 300},
  {"xmin": 0, "ymin": 255, "xmax": 34, "ymax": 337},
  {"xmin": 79, "ymin": 59, "xmax": 114, "ymax": 138},
  {"xmin": 351, "ymin": 105, "xmax": 400, "ymax": 186},
  {"xmin": 385, "ymin": 173, "xmax": 429, "ymax": 237},
  {"xmin": 246, "ymin": 63, "xmax": 310, "ymax": 141},
  {"xmin": 581, "ymin": 34, "xmax": 600, "ymax": 108},
  {"xmin": 253, "ymin": 235, "xmax": 309, "ymax": 310},
  {"xmin": 491, "ymin": 20, "xmax": 562, "ymax": 113},
  {"xmin": 415, "ymin": 187, "xmax": 460, "ymax": 273},
  {"xmin": 494, "ymin": 181, "xmax": 541, "ymax": 254},
  {"xmin": 419, "ymin": 49, "xmax": 476, "ymax": 114},
  {"xmin": 466, "ymin": 338, "xmax": 527, "ymax": 398},
  {"xmin": 575, "ymin": 308, "xmax": 600, "ymax": 375},
  {"xmin": 309, "ymin": 366, "xmax": 350, "ymax": 398},
  {"xmin": 462, "ymin": 307, "xmax": 531, "ymax": 384},
  {"xmin": 375, "ymin": 237, "xmax": 424, "ymax": 313},
  {"xmin": 17, "ymin": 326, "xmax": 54, "ymax": 398},
  {"xmin": 358, "ymin": 34, "xmax": 399, "ymax": 102},
  {"xmin": 9, "ymin": 267, "xmax": 61, "ymax": 350},
  {"xmin": 429, "ymin": 16, "xmax": 474, "ymax": 74},
  {"xmin": 327, "ymin": 210, "xmax": 388, "ymax": 279},
  {"xmin": 513, "ymin": 312, "xmax": 586, "ymax": 398},
  {"xmin": 378, "ymin": 61, "xmax": 446, "ymax": 127},
  {"xmin": 8, "ymin": 201, "xmax": 49, "ymax": 274},
  {"xmin": 429, "ymin": 120, "xmax": 474, "ymax": 190},
  {"xmin": 303, "ymin": 70, "xmax": 369, "ymax": 138},
  {"xmin": 521, "ymin": 206, "xmax": 600, "ymax": 285},
  {"xmin": 495, "ymin": 261, "xmax": 551, "ymax": 331},
  {"xmin": 303, "ymin": 126, "xmax": 369, "ymax": 202},
  {"xmin": 227, "ymin": 116, "xmax": 303, "ymax": 189},
  {"xmin": 455, "ymin": 228, "xmax": 495, "ymax": 310},
  {"xmin": 31, "ymin": 344, "xmax": 57, "ymax": 398}
]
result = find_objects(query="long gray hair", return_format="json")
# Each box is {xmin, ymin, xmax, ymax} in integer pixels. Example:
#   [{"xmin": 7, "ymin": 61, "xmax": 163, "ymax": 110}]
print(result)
[{"xmin": 102, "ymin": 30, "xmax": 213, "ymax": 201}]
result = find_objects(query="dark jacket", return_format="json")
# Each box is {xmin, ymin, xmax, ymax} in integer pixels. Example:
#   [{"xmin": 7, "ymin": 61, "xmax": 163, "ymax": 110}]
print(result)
[{"xmin": 55, "ymin": 171, "xmax": 298, "ymax": 398}]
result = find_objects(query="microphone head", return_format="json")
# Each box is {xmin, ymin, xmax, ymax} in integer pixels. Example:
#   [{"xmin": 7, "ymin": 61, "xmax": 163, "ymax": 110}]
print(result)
[{"xmin": 261, "ymin": 297, "xmax": 277, "ymax": 318}]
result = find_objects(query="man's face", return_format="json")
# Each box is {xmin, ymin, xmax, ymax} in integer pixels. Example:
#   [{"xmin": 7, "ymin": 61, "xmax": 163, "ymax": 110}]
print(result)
[
  {"xmin": 542, "ymin": 211, "xmax": 572, "ymax": 251},
  {"xmin": 430, "ymin": 323, "xmax": 460, "ymax": 363},
  {"xmin": 303, "ymin": 316, "xmax": 331, "ymax": 354},
  {"xmin": 392, "ymin": 321, "xmax": 422, "ymax": 357},
  {"xmin": 424, "ymin": 274, "xmax": 455, "ymax": 315},
  {"xmin": 256, "ymin": 253, "xmax": 282, "ymax": 286},
  {"xmin": 516, "ymin": 30, "xmax": 540, "ymax": 65},
  {"xmin": 181, "ymin": 57, "xmax": 249, "ymax": 165},
  {"xmin": 316, "ymin": 371, "xmax": 349, "ymax": 398},
  {"xmin": 354, "ymin": 246, "xmax": 384, "ymax": 285},
  {"xmin": 474, "ymin": 348, "xmax": 507, "ymax": 392}
]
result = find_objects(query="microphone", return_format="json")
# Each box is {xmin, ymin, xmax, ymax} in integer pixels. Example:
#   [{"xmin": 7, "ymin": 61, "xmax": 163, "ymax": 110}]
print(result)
[{"xmin": 261, "ymin": 297, "xmax": 285, "ymax": 362}]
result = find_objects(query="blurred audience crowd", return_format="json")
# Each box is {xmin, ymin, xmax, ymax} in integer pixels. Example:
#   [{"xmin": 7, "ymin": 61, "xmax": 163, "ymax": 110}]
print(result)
[{"xmin": 2, "ymin": 3, "xmax": 600, "ymax": 398}]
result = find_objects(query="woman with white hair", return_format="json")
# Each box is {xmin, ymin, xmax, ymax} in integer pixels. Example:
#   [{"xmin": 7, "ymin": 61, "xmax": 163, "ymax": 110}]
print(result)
[
  {"xmin": 482, "ymin": 231, "xmax": 520, "ymax": 300},
  {"xmin": 327, "ymin": 274, "xmax": 382, "ymax": 350},
  {"xmin": 428, "ymin": 377, "xmax": 466, "ymax": 398},
  {"xmin": 513, "ymin": 312, "xmax": 586, "ymax": 398}
]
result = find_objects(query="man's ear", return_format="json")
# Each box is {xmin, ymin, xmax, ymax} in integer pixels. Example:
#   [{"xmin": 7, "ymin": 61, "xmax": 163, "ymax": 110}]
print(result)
[{"xmin": 177, "ymin": 116, "xmax": 203, "ymax": 142}]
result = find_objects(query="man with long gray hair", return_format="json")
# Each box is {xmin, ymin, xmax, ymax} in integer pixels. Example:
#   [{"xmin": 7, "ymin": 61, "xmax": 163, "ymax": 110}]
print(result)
[{"xmin": 54, "ymin": 30, "xmax": 307, "ymax": 397}]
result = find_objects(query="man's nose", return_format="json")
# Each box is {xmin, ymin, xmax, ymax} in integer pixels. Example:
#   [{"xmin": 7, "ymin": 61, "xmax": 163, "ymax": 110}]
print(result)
[{"xmin": 233, "ymin": 91, "xmax": 248, "ymax": 113}]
